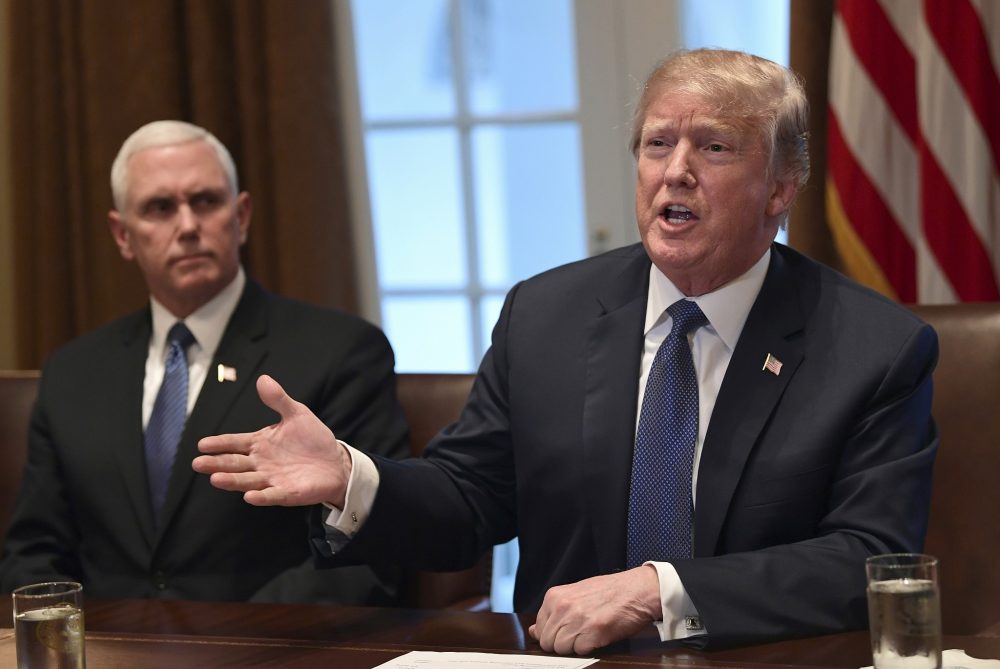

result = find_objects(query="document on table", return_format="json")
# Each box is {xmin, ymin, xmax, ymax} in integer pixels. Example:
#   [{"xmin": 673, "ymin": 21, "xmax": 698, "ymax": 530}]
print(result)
[{"xmin": 374, "ymin": 651, "xmax": 599, "ymax": 669}]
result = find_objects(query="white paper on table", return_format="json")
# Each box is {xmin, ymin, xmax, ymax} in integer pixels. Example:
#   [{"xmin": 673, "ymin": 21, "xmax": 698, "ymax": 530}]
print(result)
[
  {"xmin": 860, "ymin": 648, "xmax": 1000, "ymax": 669},
  {"xmin": 373, "ymin": 651, "xmax": 599, "ymax": 669}
]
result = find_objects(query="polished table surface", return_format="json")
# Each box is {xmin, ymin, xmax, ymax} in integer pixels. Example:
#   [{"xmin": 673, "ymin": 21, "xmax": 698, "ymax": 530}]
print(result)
[{"xmin": 2, "ymin": 598, "xmax": 999, "ymax": 668}]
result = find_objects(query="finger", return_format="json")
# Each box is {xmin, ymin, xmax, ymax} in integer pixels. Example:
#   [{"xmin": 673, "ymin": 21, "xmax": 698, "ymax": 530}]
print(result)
[
  {"xmin": 535, "ymin": 616, "xmax": 560, "ymax": 653},
  {"xmin": 208, "ymin": 470, "xmax": 271, "ymax": 492},
  {"xmin": 198, "ymin": 431, "xmax": 257, "ymax": 455},
  {"xmin": 527, "ymin": 623, "xmax": 539, "ymax": 641},
  {"xmin": 553, "ymin": 622, "xmax": 587, "ymax": 656},
  {"xmin": 191, "ymin": 453, "xmax": 252, "ymax": 474},
  {"xmin": 256, "ymin": 374, "xmax": 301, "ymax": 420},
  {"xmin": 573, "ymin": 632, "xmax": 598, "ymax": 656},
  {"xmin": 542, "ymin": 621, "xmax": 575, "ymax": 655},
  {"xmin": 244, "ymin": 487, "xmax": 303, "ymax": 507}
]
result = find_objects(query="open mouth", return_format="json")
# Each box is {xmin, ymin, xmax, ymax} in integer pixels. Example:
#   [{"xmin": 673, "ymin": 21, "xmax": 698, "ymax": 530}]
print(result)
[{"xmin": 662, "ymin": 205, "xmax": 698, "ymax": 223}]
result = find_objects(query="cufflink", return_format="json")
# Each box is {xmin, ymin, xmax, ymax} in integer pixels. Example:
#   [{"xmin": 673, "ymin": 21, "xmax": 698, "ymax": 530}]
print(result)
[{"xmin": 685, "ymin": 616, "xmax": 704, "ymax": 631}]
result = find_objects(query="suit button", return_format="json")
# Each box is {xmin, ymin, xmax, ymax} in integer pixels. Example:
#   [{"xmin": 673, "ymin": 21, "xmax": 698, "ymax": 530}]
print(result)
[{"xmin": 152, "ymin": 571, "xmax": 168, "ymax": 590}]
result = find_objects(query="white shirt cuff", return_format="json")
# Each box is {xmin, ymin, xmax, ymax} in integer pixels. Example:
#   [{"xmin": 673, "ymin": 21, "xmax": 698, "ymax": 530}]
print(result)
[
  {"xmin": 649, "ymin": 560, "xmax": 707, "ymax": 640},
  {"xmin": 322, "ymin": 441, "xmax": 380, "ymax": 538}
]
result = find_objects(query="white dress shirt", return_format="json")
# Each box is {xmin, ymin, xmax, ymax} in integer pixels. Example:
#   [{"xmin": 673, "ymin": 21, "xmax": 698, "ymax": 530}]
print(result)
[
  {"xmin": 326, "ymin": 250, "xmax": 771, "ymax": 641},
  {"xmin": 643, "ymin": 249, "xmax": 769, "ymax": 640},
  {"xmin": 143, "ymin": 268, "xmax": 246, "ymax": 427}
]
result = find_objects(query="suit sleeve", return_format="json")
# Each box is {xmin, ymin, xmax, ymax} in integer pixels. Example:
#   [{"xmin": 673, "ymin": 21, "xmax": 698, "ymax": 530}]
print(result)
[
  {"xmin": 256, "ymin": 317, "xmax": 409, "ymax": 602},
  {"xmin": 0, "ymin": 371, "xmax": 84, "ymax": 592},
  {"xmin": 317, "ymin": 285, "xmax": 521, "ymax": 572},
  {"xmin": 673, "ymin": 321, "xmax": 939, "ymax": 648}
]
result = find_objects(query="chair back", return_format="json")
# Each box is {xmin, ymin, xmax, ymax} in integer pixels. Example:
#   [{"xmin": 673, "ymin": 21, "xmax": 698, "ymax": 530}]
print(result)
[
  {"xmin": 909, "ymin": 303, "xmax": 1000, "ymax": 635},
  {"xmin": 395, "ymin": 373, "xmax": 492, "ymax": 610},
  {"xmin": 0, "ymin": 371, "xmax": 40, "ymax": 544},
  {"xmin": 0, "ymin": 370, "xmax": 491, "ymax": 609}
]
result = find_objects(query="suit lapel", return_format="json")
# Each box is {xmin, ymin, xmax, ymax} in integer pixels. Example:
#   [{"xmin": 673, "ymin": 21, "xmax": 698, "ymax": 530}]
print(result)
[
  {"xmin": 110, "ymin": 310, "xmax": 159, "ymax": 549},
  {"xmin": 693, "ymin": 246, "xmax": 807, "ymax": 556},
  {"xmin": 156, "ymin": 281, "xmax": 270, "ymax": 539},
  {"xmin": 582, "ymin": 246, "xmax": 651, "ymax": 573}
]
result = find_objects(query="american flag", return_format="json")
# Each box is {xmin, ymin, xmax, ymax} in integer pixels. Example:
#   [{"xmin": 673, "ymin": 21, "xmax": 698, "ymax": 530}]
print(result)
[
  {"xmin": 763, "ymin": 354, "xmax": 783, "ymax": 376},
  {"xmin": 826, "ymin": 0, "xmax": 999, "ymax": 303}
]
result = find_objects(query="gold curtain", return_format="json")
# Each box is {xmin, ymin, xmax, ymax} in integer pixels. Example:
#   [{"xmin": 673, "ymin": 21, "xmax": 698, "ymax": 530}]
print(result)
[
  {"xmin": 6, "ymin": 0, "xmax": 358, "ymax": 368},
  {"xmin": 788, "ymin": 0, "xmax": 839, "ymax": 270}
]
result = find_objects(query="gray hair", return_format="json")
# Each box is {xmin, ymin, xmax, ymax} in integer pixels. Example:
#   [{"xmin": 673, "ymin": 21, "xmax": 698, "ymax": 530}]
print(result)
[
  {"xmin": 629, "ymin": 48, "xmax": 810, "ymax": 190},
  {"xmin": 110, "ymin": 120, "xmax": 239, "ymax": 210}
]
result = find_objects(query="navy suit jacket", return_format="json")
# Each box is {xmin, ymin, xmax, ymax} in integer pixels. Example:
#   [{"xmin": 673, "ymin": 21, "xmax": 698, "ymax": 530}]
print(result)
[
  {"xmin": 329, "ymin": 243, "xmax": 938, "ymax": 647},
  {"xmin": 1, "ymin": 279, "xmax": 409, "ymax": 604}
]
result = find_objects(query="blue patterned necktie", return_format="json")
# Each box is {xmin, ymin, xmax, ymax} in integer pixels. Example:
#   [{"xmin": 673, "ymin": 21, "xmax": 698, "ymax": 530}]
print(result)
[
  {"xmin": 145, "ymin": 322, "xmax": 195, "ymax": 522},
  {"xmin": 627, "ymin": 299, "xmax": 707, "ymax": 567}
]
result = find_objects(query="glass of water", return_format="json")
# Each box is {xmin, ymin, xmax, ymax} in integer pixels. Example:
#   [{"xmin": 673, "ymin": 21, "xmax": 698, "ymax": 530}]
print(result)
[
  {"xmin": 866, "ymin": 553, "xmax": 941, "ymax": 669},
  {"xmin": 11, "ymin": 581, "xmax": 85, "ymax": 669}
]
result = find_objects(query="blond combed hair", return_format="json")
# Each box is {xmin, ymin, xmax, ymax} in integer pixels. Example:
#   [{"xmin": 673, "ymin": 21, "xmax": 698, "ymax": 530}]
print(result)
[{"xmin": 629, "ymin": 49, "xmax": 810, "ymax": 190}]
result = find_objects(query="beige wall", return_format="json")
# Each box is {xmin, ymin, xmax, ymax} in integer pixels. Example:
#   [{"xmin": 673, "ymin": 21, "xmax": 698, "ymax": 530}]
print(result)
[{"xmin": 0, "ymin": 1, "xmax": 15, "ymax": 368}]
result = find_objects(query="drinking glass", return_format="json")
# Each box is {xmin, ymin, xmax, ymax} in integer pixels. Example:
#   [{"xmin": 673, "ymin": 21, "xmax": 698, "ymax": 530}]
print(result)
[
  {"xmin": 866, "ymin": 553, "xmax": 941, "ymax": 669},
  {"xmin": 11, "ymin": 581, "xmax": 86, "ymax": 669}
]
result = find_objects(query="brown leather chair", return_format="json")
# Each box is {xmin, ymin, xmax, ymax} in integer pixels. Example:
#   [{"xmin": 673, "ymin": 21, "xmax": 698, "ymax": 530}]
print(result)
[
  {"xmin": 0, "ymin": 370, "xmax": 39, "ymax": 545},
  {"xmin": 0, "ymin": 370, "xmax": 491, "ymax": 610},
  {"xmin": 6, "ymin": 306, "xmax": 996, "ymax": 626},
  {"xmin": 908, "ymin": 303, "xmax": 1000, "ymax": 636},
  {"xmin": 395, "ymin": 373, "xmax": 492, "ymax": 611}
]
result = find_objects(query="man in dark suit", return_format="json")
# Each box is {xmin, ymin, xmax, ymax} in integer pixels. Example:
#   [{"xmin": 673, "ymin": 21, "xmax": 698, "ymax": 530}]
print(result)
[
  {"xmin": 194, "ymin": 50, "xmax": 937, "ymax": 650},
  {"xmin": 0, "ymin": 120, "xmax": 409, "ymax": 604}
]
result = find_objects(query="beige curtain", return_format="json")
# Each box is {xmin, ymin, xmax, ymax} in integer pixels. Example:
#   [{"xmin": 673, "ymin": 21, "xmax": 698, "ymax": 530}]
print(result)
[{"xmin": 6, "ymin": 0, "xmax": 358, "ymax": 368}]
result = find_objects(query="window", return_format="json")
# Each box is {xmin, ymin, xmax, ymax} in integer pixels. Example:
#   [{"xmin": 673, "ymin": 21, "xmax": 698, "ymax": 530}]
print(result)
[
  {"xmin": 335, "ymin": 0, "xmax": 789, "ymax": 613},
  {"xmin": 347, "ymin": 0, "xmax": 585, "ymax": 372}
]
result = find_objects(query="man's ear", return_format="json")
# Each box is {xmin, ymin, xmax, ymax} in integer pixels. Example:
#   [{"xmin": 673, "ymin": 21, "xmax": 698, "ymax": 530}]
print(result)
[
  {"xmin": 235, "ymin": 191, "xmax": 252, "ymax": 245},
  {"xmin": 108, "ymin": 210, "xmax": 135, "ymax": 261},
  {"xmin": 765, "ymin": 175, "xmax": 798, "ymax": 218}
]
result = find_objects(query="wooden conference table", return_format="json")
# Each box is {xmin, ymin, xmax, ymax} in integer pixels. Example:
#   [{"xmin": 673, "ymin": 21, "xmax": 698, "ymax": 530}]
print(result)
[{"xmin": 1, "ymin": 598, "xmax": 998, "ymax": 668}]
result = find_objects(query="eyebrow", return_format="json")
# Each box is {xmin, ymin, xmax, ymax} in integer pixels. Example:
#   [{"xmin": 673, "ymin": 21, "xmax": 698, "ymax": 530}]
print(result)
[
  {"xmin": 136, "ymin": 187, "xmax": 227, "ymax": 204},
  {"xmin": 641, "ymin": 117, "xmax": 745, "ymax": 138}
]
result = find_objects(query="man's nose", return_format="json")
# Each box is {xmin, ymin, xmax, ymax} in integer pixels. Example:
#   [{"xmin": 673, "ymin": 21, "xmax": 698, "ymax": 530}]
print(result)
[
  {"xmin": 663, "ymin": 144, "xmax": 696, "ymax": 188},
  {"xmin": 176, "ymin": 204, "xmax": 200, "ymax": 234}
]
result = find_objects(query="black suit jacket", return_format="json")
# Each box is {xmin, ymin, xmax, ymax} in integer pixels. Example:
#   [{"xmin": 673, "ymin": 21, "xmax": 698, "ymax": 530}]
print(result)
[
  {"xmin": 1, "ymin": 279, "xmax": 409, "ymax": 604},
  {"xmin": 330, "ymin": 243, "xmax": 938, "ymax": 647}
]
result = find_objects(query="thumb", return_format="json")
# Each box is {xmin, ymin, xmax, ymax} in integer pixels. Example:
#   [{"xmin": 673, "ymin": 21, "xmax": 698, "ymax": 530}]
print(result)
[{"xmin": 256, "ymin": 374, "xmax": 299, "ymax": 419}]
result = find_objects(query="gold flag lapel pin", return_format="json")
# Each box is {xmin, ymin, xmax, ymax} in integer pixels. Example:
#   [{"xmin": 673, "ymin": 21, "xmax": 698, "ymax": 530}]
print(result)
[
  {"xmin": 762, "ymin": 353, "xmax": 783, "ymax": 376},
  {"xmin": 217, "ymin": 364, "xmax": 237, "ymax": 383}
]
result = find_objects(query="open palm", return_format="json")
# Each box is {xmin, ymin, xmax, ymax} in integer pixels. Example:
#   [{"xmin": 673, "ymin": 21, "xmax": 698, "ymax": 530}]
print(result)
[{"xmin": 193, "ymin": 374, "xmax": 352, "ymax": 507}]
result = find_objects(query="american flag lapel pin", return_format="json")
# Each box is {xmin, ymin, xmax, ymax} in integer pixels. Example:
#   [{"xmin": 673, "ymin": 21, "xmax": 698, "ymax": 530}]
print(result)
[
  {"xmin": 217, "ymin": 364, "xmax": 237, "ymax": 383},
  {"xmin": 762, "ymin": 353, "xmax": 783, "ymax": 376}
]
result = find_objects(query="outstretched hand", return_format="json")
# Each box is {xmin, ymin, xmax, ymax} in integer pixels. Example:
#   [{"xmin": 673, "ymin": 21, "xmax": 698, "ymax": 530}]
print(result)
[
  {"xmin": 192, "ymin": 374, "xmax": 352, "ymax": 507},
  {"xmin": 528, "ymin": 566, "xmax": 661, "ymax": 655}
]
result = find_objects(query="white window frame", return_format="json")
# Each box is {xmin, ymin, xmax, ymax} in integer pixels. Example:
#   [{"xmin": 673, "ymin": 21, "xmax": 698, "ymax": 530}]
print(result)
[{"xmin": 331, "ymin": 0, "xmax": 681, "ymax": 326}]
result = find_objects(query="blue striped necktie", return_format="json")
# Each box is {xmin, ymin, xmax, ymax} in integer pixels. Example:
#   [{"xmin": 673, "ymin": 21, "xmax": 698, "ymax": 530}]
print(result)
[
  {"xmin": 145, "ymin": 322, "xmax": 195, "ymax": 523},
  {"xmin": 627, "ymin": 299, "xmax": 707, "ymax": 567}
]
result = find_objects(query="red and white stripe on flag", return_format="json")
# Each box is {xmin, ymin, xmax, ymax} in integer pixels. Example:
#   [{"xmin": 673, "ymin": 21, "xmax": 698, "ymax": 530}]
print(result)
[{"xmin": 827, "ymin": 0, "xmax": 1000, "ymax": 303}]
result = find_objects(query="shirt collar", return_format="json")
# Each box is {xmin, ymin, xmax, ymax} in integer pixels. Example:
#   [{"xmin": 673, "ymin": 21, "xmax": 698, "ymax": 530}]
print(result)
[
  {"xmin": 644, "ymin": 248, "xmax": 771, "ymax": 351},
  {"xmin": 149, "ymin": 267, "xmax": 246, "ymax": 358}
]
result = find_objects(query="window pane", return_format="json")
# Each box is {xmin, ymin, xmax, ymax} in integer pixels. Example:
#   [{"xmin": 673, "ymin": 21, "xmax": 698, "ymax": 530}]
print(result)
[
  {"xmin": 681, "ymin": 0, "xmax": 789, "ymax": 66},
  {"xmin": 490, "ymin": 538, "xmax": 519, "ymax": 613},
  {"xmin": 353, "ymin": 0, "xmax": 455, "ymax": 121},
  {"xmin": 680, "ymin": 0, "xmax": 790, "ymax": 247},
  {"xmin": 473, "ymin": 123, "xmax": 585, "ymax": 288},
  {"xmin": 383, "ymin": 297, "xmax": 473, "ymax": 372},
  {"xmin": 367, "ymin": 129, "xmax": 467, "ymax": 289},
  {"xmin": 464, "ymin": 0, "xmax": 578, "ymax": 115}
]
